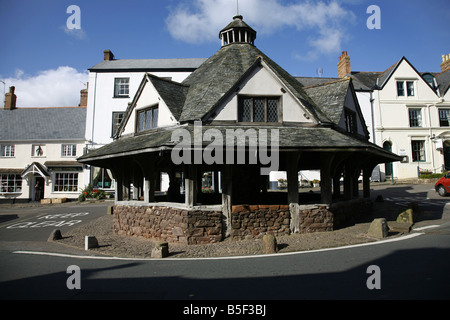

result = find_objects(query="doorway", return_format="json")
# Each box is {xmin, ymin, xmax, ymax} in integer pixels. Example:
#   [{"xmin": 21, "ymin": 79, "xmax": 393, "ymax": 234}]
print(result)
[
  {"xmin": 33, "ymin": 176, "xmax": 45, "ymax": 201},
  {"xmin": 444, "ymin": 141, "xmax": 450, "ymax": 171},
  {"xmin": 383, "ymin": 141, "xmax": 393, "ymax": 178}
]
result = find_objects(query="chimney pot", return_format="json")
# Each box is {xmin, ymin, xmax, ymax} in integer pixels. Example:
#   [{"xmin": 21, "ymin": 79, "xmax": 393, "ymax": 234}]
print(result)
[
  {"xmin": 337, "ymin": 51, "xmax": 351, "ymax": 78},
  {"xmin": 440, "ymin": 53, "xmax": 450, "ymax": 73},
  {"xmin": 104, "ymin": 50, "xmax": 114, "ymax": 61},
  {"xmin": 4, "ymin": 86, "xmax": 17, "ymax": 110}
]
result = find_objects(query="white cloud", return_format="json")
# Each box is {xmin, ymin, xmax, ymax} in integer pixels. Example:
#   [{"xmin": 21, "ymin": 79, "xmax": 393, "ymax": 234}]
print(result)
[
  {"xmin": 166, "ymin": 0, "xmax": 355, "ymax": 57},
  {"xmin": 1, "ymin": 66, "xmax": 88, "ymax": 107}
]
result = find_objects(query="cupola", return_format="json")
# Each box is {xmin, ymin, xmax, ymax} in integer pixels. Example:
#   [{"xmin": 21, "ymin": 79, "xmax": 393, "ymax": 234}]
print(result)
[{"xmin": 219, "ymin": 15, "xmax": 257, "ymax": 47}]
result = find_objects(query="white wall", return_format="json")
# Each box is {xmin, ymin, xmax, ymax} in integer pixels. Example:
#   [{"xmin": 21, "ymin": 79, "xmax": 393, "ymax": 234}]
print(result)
[
  {"xmin": 0, "ymin": 140, "xmax": 86, "ymax": 200},
  {"xmin": 373, "ymin": 59, "xmax": 450, "ymax": 179}
]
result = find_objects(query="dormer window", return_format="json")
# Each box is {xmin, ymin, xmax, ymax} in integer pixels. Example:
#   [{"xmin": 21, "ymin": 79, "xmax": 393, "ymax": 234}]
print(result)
[
  {"xmin": 137, "ymin": 105, "xmax": 158, "ymax": 132},
  {"xmin": 344, "ymin": 108, "xmax": 357, "ymax": 134},
  {"xmin": 238, "ymin": 96, "xmax": 280, "ymax": 123}
]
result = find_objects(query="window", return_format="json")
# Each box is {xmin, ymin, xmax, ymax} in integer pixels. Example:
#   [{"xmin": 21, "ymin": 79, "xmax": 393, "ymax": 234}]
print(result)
[
  {"xmin": 53, "ymin": 172, "xmax": 78, "ymax": 192},
  {"xmin": 0, "ymin": 174, "xmax": 22, "ymax": 193},
  {"xmin": 344, "ymin": 109, "xmax": 357, "ymax": 134},
  {"xmin": 61, "ymin": 144, "xmax": 77, "ymax": 157},
  {"xmin": 112, "ymin": 112, "xmax": 125, "ymax": 136},
  {"xmin": 411, "ymin": 140, "xmax": 426, "ymax": 162},
  {"xmin": 238, "ymin": 96, "xmax": 280, "ymax": 123},
  {"xmin": 114, "ymin": 78, "xmax": 129, "ymax": 97},
  {"xmin": 397, "ymin": 81, "xmax": 415, "ymax": 97},
  {"xmin": 1, "ymin": 145, "xmax": 15, "ymax": 157},
  {"xmin": 409, "ymin": 109, "xmax": 422, "ymax": 127},
  {"xmin": 32, "ymin": 145, "xmax": 45, "ymax": 157},
  {"xmin": 137, "ymin": 106, "xmax": 158, "ymax": 132},
  {"xmin": 439, "ymin": 109, "xmax": 450, "ymax": 127}
]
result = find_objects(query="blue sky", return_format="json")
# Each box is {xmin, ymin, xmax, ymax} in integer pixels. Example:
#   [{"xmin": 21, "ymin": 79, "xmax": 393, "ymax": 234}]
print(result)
[{"xmin": 0, "ymin": 0, "xmax": 449, "ymax": 107}]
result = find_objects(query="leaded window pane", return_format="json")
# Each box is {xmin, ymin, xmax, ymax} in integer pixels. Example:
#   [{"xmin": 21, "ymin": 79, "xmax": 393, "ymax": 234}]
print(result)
[
  {"xmin": 240, "ymin": 98, "xmax": 252, "ymax": 122},
  {"xmin": 267, "ymin": 99, "xmax": 278, "ymax": 122},
  {"xmin": 253, "ymin": 98, "xmax": 265, "ymax": 122}
]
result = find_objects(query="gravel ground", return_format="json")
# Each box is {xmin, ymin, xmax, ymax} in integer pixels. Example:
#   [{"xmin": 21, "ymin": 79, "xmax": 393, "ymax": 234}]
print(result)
[{"xmin": 52, "ymin": 200, "xmax": 413, "ymax": 259}]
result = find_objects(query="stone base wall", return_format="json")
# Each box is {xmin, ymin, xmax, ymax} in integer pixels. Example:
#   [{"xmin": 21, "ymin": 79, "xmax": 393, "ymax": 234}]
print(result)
[
  {"xmin": 113, "ymin": 205, "xmax": 222, "ymax": 245},
  {"xmin": 230, "ymin": 205, "xmax": 291, "ymax": 240},
  {"xmin": 297, "ymin": 205, "xmax": 334, "ymax": 233},
  {"xmin": 112, "ymin": 199, "xmax": 373, "ymax": 244}
]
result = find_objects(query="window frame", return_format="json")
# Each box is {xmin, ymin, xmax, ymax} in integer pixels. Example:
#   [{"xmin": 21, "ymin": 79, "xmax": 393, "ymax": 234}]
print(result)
[
  {"xmin": 237, "ymin": 95, "xmax": 281, "ymax": 123},
  {"xmin": 344, "ymin": 108, "xmax": 357, "ymax": 134},
  {"xmin": 61, "ymin": 144, "xmax": 77, "ymax": 157},
  {"xmin": 439, "ymin": 109, "xmax": 450, "ymax": 127},
  {"xmin": 53, "ymin": 172, "xmax": 79, "ymax": 193},
  {"xmin": 0, "ymin": 173, "xmax": 22, "ymax": 194},
  {"xmin": 0, "ymin": 145, "xmax": 15, "ymax": 157},
  {"xmin": 408, "ymin": 108, "xmax": 422, "ymax": 128},
  {"xmin": 396, "ymin": 80, "xmax": 415, "ymax": 97},
  {"xmin": 411, "ymin": 140, "xmax": 426, "ymax": 162},
  {"xmin": 111, "ymin": 111, "xmax": 125, "ymax": 137},
  {"xmin": 114, "ymin": 77, "xmax": 130, "ymax": 98},
  {"xmin": 136, "ymin": 105, "xmax": 159, "ymax": 133}
]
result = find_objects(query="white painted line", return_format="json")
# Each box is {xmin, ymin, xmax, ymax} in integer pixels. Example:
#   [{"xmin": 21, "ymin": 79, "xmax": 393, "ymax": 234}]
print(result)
[
  {"xmin": 13, "ymin": 233, "xmax": 424, "ymax": 261},
  {"xmin": 413, "ymin": 225, "xmax": 440, "ymax": 231}
]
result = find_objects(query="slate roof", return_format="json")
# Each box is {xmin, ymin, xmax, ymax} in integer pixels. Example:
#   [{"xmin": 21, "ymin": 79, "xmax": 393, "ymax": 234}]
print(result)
[
  {"xmin": 435, "ymin": 69, "xmax": 450, "ymax": 96},
  {"xmin": 89, "ymin": 58, "xmax": 207, "ymax": 72},
  {"xmin": 303, "ymin": 78, "xmax": 350, "ymax": 125},
  {"xmin": 0, "ymin": 107, "xmax": 86, "ymax": 141},
  {"xmin": 78, "ymin": 124, "xmax": 400, "ymax": 163}
]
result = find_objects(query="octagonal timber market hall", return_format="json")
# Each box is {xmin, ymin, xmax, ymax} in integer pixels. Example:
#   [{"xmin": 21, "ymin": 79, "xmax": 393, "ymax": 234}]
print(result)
[{"xmin": 78, "ymin": 15, "xmax": 401, "ymax": 244}]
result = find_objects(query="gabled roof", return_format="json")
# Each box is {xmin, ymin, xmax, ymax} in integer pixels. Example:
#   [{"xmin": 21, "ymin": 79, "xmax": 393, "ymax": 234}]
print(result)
[
  {"xmin": 303, "ymin": 78, "xmax": 350, "ymax": 125},
  {"xmin": 180, "ymin": 43, "xmax": 330, "ymax": 123},
  {"xmin": 0, "ymin": 107, "xmax": 86, "ymax": 141}
]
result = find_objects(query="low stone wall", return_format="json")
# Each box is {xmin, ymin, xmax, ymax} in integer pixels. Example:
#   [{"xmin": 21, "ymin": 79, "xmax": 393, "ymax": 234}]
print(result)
[
  {"xmin": 112, "ymin": 199, "xmax": 373, "ymax": 244},
  {"xmin": 113, "ymin": 205, "xmax": 223, "ymax": 245},
  {"xmin": 297, "ymin": 205, "xmax": 334, "ymax": 233},
  {"xmin": 230, "ymin": 205, "xmax": 291, "ymax": 240}
]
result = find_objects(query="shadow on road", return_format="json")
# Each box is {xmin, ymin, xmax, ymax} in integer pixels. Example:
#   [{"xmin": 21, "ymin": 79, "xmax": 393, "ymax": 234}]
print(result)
[{"xmin": 1, "ymin": 246, "xmax": 449, "ymax": 300}]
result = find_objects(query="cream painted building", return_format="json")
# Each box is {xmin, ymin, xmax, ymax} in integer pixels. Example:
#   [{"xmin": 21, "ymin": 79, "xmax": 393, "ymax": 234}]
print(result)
[{"xmin": 0, "ymin": 87, "xmax": 87, "ymax": 202}]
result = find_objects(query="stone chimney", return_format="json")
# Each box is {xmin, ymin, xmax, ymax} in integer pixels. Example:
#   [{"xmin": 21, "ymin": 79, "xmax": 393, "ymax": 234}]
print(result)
[
  {"xmin": 441, "ymin": 53, "xmax": 450, "ymax": 73},
  {"xmin": 79, "ymin": 82, "xmax": 88, "ymax": 107},
  {"xmin": 104, "ymin": 50, "xmax": 114, "ymax": 61},
  {"xmin": 337, "ymin": 51, "xmax": 351, "ymax": 78},
  {"xmin": 4, "ymin": 86, "xmax": 17, "ymax": 110}
]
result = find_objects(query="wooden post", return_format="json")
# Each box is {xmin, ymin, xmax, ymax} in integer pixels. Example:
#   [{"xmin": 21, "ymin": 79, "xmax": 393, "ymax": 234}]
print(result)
[
  {"xmin": 221, "ymin": 165, "xmax": 233, "ymax": 237},
  {"xmin": 184, "ymin": 165, "xmax": 197, "ymax": 207},
  {"xmin": 287, "ymin": 152, "xmax": 300, "ymax": 205}
]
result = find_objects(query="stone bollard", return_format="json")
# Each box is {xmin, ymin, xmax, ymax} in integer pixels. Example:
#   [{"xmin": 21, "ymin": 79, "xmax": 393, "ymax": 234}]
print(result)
[
  {"xmin": 397, "ymin": 208, "xmax": 414, "ymax": 224},
  {"xmin": 48, "ymin": 229, "xmax": 63, "ymax": 241},
  {"xmin": 262, "ymin": 234, "xmax": 278, "ymax": 254},
  {"xmin": 151, "ymin": 241, "xmax": 169, "ymax": 258},
  {"xmin": 367, "ymin": 218, "xmax": 388, "ymax": 238},
  {"xmin": 85, "ymin": 235, "xmax": 99, "ymax": 250}
]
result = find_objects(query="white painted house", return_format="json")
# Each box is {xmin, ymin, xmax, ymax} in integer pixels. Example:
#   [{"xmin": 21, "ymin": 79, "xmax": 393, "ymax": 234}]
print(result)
[
  {"xmin": 84, "ymin": 50, "xmax": 206, "ymax": 191},
  {"xmin": 302, "ymin": 51, "xmax": 450, "ymax": 181},
  {"xmin": 0, "ymin": 87, "xmax": 87, "ymax": 202}
]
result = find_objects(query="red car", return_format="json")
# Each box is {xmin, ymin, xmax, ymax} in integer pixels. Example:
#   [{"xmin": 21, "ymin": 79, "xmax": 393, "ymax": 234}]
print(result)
[{"xmin": 435, "ymin": 174, "xmax": 450, "ymax": 196}]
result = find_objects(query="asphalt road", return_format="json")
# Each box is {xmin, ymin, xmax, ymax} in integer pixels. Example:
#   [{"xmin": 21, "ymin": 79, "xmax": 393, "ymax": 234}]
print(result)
[
  {"xmin": 0, "ymin": 202, "xmax": 110, "ymax": 242},
  {"xmin": 1, "ymin": 184, "xmax": 450, "ymax": 304}
]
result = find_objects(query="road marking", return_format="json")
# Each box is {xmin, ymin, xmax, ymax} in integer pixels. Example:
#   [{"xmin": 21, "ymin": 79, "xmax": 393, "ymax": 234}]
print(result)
[
  {"xmin": 13, "ymin": 233, "xmax": 424, "ymax": 261},
  {"xmin": 413, "ymin": 225, "xmax": 440, "ymax": 231}
]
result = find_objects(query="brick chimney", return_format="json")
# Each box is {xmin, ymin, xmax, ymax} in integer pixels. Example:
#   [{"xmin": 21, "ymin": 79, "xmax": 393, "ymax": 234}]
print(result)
[
  {"xmin": 79, "ymin": 82, "xmax": 88, "ymax": 107},
  {"xmin": 4, "ymin": 86, "xmax": 17, "ymax": 110},
  {"xmin": 337, "ymin": 51, "xmax": 351, "ymax": 78},
  {"xmin": 441, "ymin": 53, "xmax": 450, "ymax": 73},
  {"xmin": 104, "ymin": 50, "xmax": 114, "ymax": 61}
]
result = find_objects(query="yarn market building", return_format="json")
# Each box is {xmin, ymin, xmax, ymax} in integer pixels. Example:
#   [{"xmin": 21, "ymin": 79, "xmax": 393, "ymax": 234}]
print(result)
[{"xmin": 78, "ymin": 16, "xmax": 401, "ymax": 244}]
